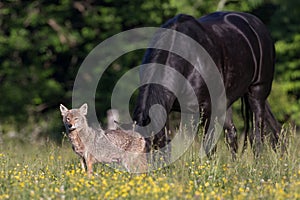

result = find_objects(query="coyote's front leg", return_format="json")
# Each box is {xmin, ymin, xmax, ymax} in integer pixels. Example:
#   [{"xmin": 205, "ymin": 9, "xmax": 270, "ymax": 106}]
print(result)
[
  {"xmin": 79, "ymin": 157, "xmax": 87, "ymax": 172},
  {"xmin": 86, "ymin": 154, "xmax": 94, "ymax": 177}
]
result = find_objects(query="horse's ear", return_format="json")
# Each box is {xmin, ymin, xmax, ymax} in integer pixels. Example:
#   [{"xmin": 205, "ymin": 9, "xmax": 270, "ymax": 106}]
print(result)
[
  {"xmin": 60, "ymin": 104, "xmax": 68, "ymax": 116},
  {"xmin": 80, "ymin": 103, "xmax": 88, "ymax": 115}
]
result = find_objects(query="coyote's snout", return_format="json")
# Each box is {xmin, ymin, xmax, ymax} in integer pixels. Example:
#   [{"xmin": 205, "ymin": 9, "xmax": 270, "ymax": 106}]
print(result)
[{"xmin": 60, "ymin": 103, "xmax": 147, "ymax": 176}]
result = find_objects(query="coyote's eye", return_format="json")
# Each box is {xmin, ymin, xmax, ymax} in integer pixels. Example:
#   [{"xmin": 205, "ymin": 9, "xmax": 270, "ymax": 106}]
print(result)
[
  {"xmin": 66, "ymin": 117, "xmax": 70, "ymax": 121},
  {"xmin": 74, "ymin": 117, "xmax": 79, "ymax": 121}
]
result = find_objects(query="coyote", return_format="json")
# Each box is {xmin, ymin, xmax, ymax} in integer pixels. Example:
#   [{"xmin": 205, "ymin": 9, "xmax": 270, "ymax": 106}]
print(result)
[{"xmin": 60, "ymin": 103, "xmax": 147, "ymax": 176}]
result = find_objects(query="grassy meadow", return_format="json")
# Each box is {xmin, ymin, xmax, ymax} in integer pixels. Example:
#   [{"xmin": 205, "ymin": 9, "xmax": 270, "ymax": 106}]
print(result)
[{"xmin": 0, "ymin": 126, "xmax": 300, "ymax": 200}]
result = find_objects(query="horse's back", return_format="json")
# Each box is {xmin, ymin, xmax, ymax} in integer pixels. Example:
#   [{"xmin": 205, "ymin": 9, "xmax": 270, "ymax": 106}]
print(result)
[
  {"xmin": 142, "ymin": 11, "xmax": 275, "ymax": 106},
  {"xmin": 195, "ymin": 12, "xmax": 275, "ymax": 103}
]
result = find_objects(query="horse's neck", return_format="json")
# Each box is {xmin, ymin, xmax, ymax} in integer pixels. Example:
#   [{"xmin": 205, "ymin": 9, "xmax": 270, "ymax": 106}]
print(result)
[{"xmin": 134, "ymin": 86, "xmax": 171, "ymax": 124}]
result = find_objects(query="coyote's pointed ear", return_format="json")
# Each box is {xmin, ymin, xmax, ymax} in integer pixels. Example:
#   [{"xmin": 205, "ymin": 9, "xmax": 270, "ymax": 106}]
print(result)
[
  {"xmin": 60, "ymin": 104, "xmax": 69, "ymax": 116},
  {"xmin": 80, "ymin": 103, "xmax": 88, "ymax": 115}
]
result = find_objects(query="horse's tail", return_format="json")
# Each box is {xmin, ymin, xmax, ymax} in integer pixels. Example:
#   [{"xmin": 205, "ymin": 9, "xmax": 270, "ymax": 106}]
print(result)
[{"xmin": 241, "ymin": 95, "xmax": 252, "ymax": 153}]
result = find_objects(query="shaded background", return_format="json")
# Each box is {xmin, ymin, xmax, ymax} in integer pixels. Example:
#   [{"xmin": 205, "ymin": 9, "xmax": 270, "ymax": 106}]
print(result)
[{"xmin": 0, "ymin": 0, "xmax": 299, "ymax": 143}]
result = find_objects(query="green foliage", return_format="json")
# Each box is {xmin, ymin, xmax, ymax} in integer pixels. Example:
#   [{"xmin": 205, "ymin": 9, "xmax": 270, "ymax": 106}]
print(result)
[
  {"xmin": 268, "ymin": 0, "xmax": 300, "ymax": 124},
  {"xmin": 0, "ymin": 0, "xmax": 299, "ymax": 140}
]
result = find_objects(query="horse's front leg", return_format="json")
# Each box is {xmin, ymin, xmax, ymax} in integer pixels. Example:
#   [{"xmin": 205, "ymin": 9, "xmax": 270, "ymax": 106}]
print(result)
[{"xmin": 199, "ymin": 108, "xmax": 217, "ymax": 159}]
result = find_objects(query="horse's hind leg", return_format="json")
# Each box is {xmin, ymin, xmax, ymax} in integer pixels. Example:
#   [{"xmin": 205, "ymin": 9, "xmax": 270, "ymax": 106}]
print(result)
[
  {"xmin": 224, "ymin": 108, "xmax": 238, "ymax": 160},
  {"xmin": 247, "ymin": 94, "xmax": 266, "ymax": 158},
  {"xmin": 265, "ymin": 101, "xmax": 285, "ymax": 152}
]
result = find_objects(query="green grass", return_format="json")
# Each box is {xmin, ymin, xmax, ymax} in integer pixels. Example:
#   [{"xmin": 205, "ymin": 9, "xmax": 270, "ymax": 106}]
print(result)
[{"xmin": 1, "ymin": 126, "xmax": 300, "ymax": 200}]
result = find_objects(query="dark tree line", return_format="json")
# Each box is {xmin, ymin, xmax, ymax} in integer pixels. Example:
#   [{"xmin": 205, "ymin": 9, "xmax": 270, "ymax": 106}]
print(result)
[{"xmin": 0, "ymin": 0, "xmax": 299, "ymax": 141}]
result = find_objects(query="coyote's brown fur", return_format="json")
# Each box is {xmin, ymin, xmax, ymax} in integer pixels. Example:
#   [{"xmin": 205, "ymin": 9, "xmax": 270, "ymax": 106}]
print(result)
[{"xmin": 60, "ymin": 103, "xmax": 147, "ymax": 176}]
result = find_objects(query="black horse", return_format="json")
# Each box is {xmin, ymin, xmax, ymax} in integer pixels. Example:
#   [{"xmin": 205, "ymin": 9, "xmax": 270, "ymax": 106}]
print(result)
[{"xmin": 133, "ymin": 11, "xmax": 281, "ymax": 159}]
